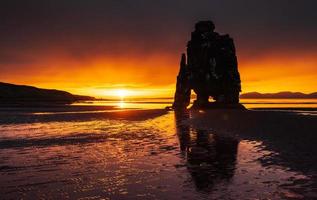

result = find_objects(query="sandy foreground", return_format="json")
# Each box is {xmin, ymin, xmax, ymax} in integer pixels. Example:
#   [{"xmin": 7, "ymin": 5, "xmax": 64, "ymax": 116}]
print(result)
[
  {"xmin": 184, "ymin": 108, "xmax": 317, "ymax": 195},
  {"xmin": 0, "ymin": 106, "xmax": 316, "ymax": 199}
]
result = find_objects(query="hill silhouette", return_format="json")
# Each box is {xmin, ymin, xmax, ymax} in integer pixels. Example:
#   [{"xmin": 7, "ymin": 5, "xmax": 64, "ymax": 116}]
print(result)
[
  {"xmin": 240, "ymin": 91, "xmax": 317, "ymax": 99},
  {"xmin": 0, "ymin": 82, "xmax": 94, "ymax": 105}
]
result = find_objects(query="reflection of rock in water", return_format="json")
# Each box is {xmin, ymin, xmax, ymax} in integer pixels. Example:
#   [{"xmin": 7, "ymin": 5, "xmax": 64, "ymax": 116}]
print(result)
[{"xmin": 174, "ymin": 111, "xmax": 238, "ymax": 192}]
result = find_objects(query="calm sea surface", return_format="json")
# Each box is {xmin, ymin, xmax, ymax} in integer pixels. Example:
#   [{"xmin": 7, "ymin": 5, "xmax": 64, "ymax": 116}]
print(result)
[
  {"xmin": 73, "ymin": 98, "xmax": 317, "ymax": 107},
  {"xmin": 0, "ymin": 99, "xmax": 316, "ymax": 199}
]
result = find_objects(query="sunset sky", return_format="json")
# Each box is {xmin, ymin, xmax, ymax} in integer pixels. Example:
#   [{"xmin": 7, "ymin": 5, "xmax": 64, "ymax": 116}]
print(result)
[{"xmin": 1, "ymin": 0, "xmax": 316, "ymax": 98}]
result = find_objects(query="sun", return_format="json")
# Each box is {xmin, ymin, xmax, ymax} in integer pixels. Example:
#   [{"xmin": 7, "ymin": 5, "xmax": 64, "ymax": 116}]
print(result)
[
  {"xmin": 115, "ymin": 89, "xmax": 129, "ymax": 99},
  {"xmin": 100, "ymin": 88, "xmax": 145, "ymax": 99}
]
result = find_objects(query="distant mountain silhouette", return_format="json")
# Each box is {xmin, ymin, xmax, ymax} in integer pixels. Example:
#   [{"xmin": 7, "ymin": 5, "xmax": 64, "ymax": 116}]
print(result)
[
  {"xmin": 0, "ymin": 82, "xmax": 94, "ymax": 105},
  {"xmin": 240, "ymin": 92, "xmax": 317, "ymax": 99}
]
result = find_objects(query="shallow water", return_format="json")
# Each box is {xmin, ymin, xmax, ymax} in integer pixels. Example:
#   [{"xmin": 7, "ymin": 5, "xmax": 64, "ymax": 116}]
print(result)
[
  {"xmin": 73, "ymin": 98, "xmax": 317, "ymax": 109},
  {"xmin": 0, "ymin": 105, "xmax": 316, "ymax": 199}
]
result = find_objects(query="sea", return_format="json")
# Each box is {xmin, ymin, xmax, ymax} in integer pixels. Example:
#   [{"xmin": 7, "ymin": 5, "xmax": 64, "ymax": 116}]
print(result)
[{"xmin": 0, "ymin": 99, "xmax": 316, "ymax": 199}]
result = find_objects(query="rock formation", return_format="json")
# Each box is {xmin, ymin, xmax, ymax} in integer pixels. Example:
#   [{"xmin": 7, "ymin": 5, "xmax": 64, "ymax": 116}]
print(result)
[{"xmin": 173, "ymin": 21, "xmax": 242, "ymax": 109}]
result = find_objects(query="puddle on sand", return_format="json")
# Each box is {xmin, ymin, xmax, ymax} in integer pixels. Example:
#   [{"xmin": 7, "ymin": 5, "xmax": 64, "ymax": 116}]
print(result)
[{"xmin": 0, "ymin": 111, "xmax": 315, "ymax": 199}]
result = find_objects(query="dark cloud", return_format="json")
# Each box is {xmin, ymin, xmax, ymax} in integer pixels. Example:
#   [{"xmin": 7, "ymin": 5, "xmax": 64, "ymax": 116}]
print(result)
[{"xmin": 0, "ymin": 0, "xmax": 316, "ymax": 65}]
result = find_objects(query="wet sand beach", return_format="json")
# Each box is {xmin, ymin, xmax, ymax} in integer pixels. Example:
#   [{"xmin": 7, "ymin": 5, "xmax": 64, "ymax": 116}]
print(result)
[
  {"xmin": 0, "ymin": 103, "xmax": 316, "ymax": 199},
  {"xmin": 188, "ymin": 109, "xmax": 317, "ymax": 198}
]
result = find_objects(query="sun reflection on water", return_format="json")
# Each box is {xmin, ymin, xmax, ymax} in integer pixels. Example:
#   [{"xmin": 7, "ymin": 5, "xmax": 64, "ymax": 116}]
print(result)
[{"xmin": 118, "ymin": 100, "xmax": 125, "ymax": 108}]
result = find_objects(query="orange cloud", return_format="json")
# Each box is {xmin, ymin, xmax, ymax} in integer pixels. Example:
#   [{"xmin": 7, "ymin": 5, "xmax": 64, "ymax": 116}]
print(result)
[{"xmin": 1, "ymin": 49, "xmax": 316, "ymax": 98}]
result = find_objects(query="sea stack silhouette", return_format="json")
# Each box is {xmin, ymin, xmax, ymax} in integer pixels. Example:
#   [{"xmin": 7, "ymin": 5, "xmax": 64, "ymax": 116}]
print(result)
[{"xmin": 173, "ymin": 20, "xmax": 245, "ymax": 109}]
